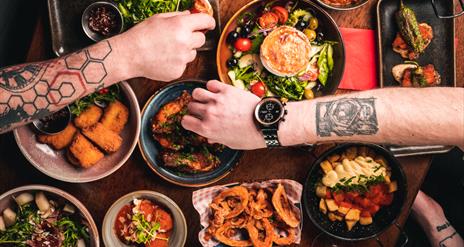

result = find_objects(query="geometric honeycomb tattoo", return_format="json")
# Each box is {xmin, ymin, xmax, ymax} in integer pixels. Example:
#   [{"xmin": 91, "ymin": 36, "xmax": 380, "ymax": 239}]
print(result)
[{"xmin": 0, "ymin": 41, "xmax": 112, "ymax": 133}]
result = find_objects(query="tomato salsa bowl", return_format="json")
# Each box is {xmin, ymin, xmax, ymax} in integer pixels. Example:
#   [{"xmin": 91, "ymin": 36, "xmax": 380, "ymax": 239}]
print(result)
[
  {"xmin": 217, "ymin": 0, "xmax": 345, "ymax": 101},
  {"xmin": 303, "ymin": 143, "xmax": 407, "ymax": 242}
]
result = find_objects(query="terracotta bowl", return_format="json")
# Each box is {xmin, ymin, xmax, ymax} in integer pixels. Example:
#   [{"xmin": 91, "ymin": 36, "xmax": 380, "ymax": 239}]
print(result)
[
  {"xmin": 13, "ymin": 81, "xmax": 141, "ymax": 183},
  {"xmin": 0, "ymin": 185, "xmax": 99, "ymax": 246},
  {"xmin": 102, "ymin": 190, "xmax": 187, "ymax": 247},
  {"xmin": 216, "ymin": 0, "xmax": 345, "ymax": 97}
]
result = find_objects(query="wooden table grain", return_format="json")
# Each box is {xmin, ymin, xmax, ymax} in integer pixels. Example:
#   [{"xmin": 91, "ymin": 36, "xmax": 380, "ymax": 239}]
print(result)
[{"xmin": 0, "ymin": 0, "xmax": 463, "ymax": 246}]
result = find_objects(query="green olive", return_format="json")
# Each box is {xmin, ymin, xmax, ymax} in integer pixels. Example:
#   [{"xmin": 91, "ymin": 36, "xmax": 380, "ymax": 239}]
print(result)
[
  {"xmin": 309, "ymin": 17, "xmax": 319, "ymax": 30},
  {"xmin": 304, "ymin": 88, "xmax": 315, "ymax": 99},
  {"xmin": 304, "ymin": 29, "xmax": 317, "ymax": 41}
]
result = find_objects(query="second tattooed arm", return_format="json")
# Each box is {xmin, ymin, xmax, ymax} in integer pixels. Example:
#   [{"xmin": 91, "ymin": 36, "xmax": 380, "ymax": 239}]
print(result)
[
  {"xmin": 0, "ymin": 12, "xmax": 215, "ymax": 133},
  {"xmin": 181, "ymin": 81, "xmax": 464, "ymax": 149}
]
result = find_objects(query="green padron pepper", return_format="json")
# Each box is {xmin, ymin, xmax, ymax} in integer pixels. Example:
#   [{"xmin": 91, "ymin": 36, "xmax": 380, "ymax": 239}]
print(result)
[
  {"xmin": 317, "ymin": 45, "xmax": 329, "ymax": 86},
  {"xmin": 327, "ymin": 44, "xmax": 334, "ymax": 72}
]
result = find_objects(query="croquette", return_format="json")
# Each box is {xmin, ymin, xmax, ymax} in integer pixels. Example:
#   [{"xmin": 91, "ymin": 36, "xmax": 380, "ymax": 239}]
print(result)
[
  {"xmin": 82, "ymin": 123, "xmax": 122, "ymax": 153},
  {"xmin": 74, "ymin": 104, "xmax": 103, "ymax": 129},
  {"xmin": 67, "ymin": 133, "xmax": 104, "ymax": 168},
  {"xmin": 100, "ymin": 100, "xmax": 129, "ymax": 133},
  {"xmin": 37, "ymin": 123, "xmax": 77, "ymax": 150}
]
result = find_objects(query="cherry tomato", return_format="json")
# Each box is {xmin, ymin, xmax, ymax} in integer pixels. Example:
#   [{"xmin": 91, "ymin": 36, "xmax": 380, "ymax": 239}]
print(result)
[
  {"xmin": 332, "ymin": 192, "xmax": 345, "ymax": 205},
  {"xmin": 250, "ymin": 81, "xmax": 266, "ymax": 97},
  {"xmin": 309, "ymin": 17, "xmax": 319, "ymax": 30},
  {"xmin": 271, "ymin": 6, "xmax": 288, "ymax": 24},
  {"xmin": 258, "ymin": 12, "xmax": 279, "ymax": 29},
  {"xmin": 234, "ymin": 38, "xmax": 252, "ymax": 52},
  {"xmin": 98, "ymin": 88, "xmax": 109, "ymax": 94}
]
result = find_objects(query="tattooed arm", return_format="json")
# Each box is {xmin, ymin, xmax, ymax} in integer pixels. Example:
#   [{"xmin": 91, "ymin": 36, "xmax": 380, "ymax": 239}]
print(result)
[
  {"xmin": 0, "ymin": 12, "xmax": 215, "ymax": 133},
  {"xmin": 181, "ymin": 81, "xmax": 464, "ymax": 150},
  {"xmin": 411, "ymin": 191, "xmax": 463, "ymax": 247}
]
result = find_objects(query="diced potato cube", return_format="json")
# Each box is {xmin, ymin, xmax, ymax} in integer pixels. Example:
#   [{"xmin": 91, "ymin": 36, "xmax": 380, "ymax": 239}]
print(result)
[
  {"xmin": 346, "ymin": 220, "xmax": 357, "ymax": 231},
  {"xmin": 374, "ymin": 156, "xmax": 388, "ymax": 167},
  {"xmin": 360, "ymin": 216, "xmax": 373, "ymax": 225},
  {"xmin": 345, "ymin": 208, "xmax": 361, "ymax": 221},
  {"xmin": 388, "ymin": 181, "xmax": 398, "ymax": 193},
  {"xmin": 334, "ymin": 213, "xmax": 344, "ymax": 221},
  {"xmin": 328, "ymin": 212, "xmax": 337, "ymax": 222},
  {"xmin": 338, "ymin": 206, "xmax": 350, "ymax": 215},
  {"xmin": 328, "ymin": 154, "xmax": 341, "ymax": 163},
  {"xmin": 316, "ymin": 185, "xmax": 327, "ymax": 198},
  {"xmin": 384, "ymin": 175, "xmax": 391, "ymax": 184},
  {"xmin": 332, "ymin": 162, "xmax": 342, "ymax": 169},
  {"xmin": 325, "ymin": 199, "xmax": 339, "ymax": 212},
  {"xmin": 320, "ymin": 160, "xmax": 333, "ymax": 174},
  {"xmin": 345, "ymin": 147, "xmax": 358, "ymax": 160},
  {"xmin": 319, "ymin": 199, "xmax": 327, "ymax": 214}
]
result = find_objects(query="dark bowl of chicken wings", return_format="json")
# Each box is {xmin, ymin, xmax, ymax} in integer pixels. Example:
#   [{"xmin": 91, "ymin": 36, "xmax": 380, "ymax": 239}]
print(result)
[{"xmin": 138, "ymin": 80, "xmax": 243, "ymax": 187}]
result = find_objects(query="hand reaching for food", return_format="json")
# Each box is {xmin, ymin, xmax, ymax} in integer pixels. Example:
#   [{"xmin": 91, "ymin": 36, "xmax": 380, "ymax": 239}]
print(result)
[
  {"xmin": 120, "ymin": 11, "xmax": 215, "ymax": 81},
  {"xmin": 181, "ymin": 80, "xmax": 265, "ymax": 150}
]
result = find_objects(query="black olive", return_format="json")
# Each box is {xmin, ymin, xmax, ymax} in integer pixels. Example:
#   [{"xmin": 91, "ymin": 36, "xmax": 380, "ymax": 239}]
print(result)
[
  {"xmin": 227, "ymin": 31, "xmax": 240, "ymax": 44},
  {"xmin": 296, "ymin": 20, "xmax": 309, "ymax": 30},
  {"xmin": 240, "ymin": 25, "xmax": 253, "ymax": 37},
  {"xmin": 315, "ymin": 83, "xmax": 323, "ymax": 92},
  {"xmin": 226, "ymin": 57, "xmax": 238, "ymax": 68},
  {"xmin": 316, "ymin": 32, "xmax": 324, "ymax": 43}
]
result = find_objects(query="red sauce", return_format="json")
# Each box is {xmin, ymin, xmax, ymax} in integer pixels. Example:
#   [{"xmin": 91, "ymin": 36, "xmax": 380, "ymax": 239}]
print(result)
[
  {"xmin": 114, "ymin": 204, "xmax": 133, "ymax": 243},
  {"xmin": 114, "ymin": 200, "xmax": 173, "ymax": 246}
]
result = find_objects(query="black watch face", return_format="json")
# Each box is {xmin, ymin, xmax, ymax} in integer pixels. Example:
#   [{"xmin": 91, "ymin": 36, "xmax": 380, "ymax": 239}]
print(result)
[{"xmin": 256, "ymin": 99, "xmax": 283, "ymax": 125}]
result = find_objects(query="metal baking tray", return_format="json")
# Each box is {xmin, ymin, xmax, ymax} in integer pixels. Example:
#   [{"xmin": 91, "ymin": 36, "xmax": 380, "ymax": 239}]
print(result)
[
  {"xmin": 47, "ymin": 0, "xmax": 221, "ymax": 56},
  {"xmin": 376, "ymin": 0, "xmax": 456, "ymax": 156}
]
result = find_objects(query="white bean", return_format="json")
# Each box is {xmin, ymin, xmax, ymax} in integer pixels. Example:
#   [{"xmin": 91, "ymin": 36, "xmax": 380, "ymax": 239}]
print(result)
[
  {"xmin": 14, "ymin": 193, "xmax": 34, "ymax": 206},
  {"xmin": 77, "ymin": 239, "xmax": 86, "ymax": 247},
  {"xmin": 35, "ymin": 192, "xmax": 50, "ymax": 213},
  {"xmin": 0, "ymin": 216, "xmax": 6, "ymax": 231},
  {"xmin": 2, "ymin": 208, "xmax": 16, "ymax": 227}
]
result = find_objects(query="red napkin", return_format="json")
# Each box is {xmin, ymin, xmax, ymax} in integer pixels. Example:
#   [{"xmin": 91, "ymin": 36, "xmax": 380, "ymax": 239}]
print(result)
[{"xmin": 338, "ymin": 28, "xmax": 378, "ymax": 90}]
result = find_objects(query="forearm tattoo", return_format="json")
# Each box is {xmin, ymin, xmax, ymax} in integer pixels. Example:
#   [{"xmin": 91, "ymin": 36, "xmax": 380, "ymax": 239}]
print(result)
[
  {"xmin": 0, "ymin": 41, "xmax": 112, "ymax": 133},
  {"xmin": 316, "ymin": 97, "xmax": 379, "ymax": 137},
  {"xmin": 438, "ymin": 231, "xmax": 458, "ymax": 247},
  {"xmin": 437, "ymin": 222, "xmax": 451, "ymax": 232}
]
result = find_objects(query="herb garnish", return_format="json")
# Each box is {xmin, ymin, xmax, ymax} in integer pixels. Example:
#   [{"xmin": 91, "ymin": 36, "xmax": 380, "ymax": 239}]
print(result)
[
  {"xmin": 69, "ymin": 85, "xmax": 120, "ymax": 116},
  {"xmin": 332, "ymin": 175, "xmax": 386, "ymax": 193}
]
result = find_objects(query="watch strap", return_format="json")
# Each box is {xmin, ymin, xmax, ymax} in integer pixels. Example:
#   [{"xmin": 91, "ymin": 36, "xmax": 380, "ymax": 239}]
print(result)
[{"xmin": 261, "ymin": 128, "xmax": 281, "ymax": 147}]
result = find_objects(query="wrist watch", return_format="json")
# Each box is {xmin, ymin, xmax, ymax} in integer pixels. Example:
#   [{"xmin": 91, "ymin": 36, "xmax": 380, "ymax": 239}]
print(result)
[{"xmin": 254, "ymin": 97, "xmax": 287, "ymax": 148}]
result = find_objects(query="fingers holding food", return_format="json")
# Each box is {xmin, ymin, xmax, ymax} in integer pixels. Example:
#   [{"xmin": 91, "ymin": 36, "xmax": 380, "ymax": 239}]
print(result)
[
  {"xmin": 100, "ymin": 100, "xmax": 129, "ymax": 133},
  {"xmin": 74, "ymin": 104, "xmax": 103, "ymax": 129},
  {"xmin": 82, "ymin": 123, "xmax": 123, "ymax": 153},
  {"xmin": 67, "ymin": 134, "xmax": 104, "ymax": 168},
  {"xmin": 37, "ymin": 123, "xmax": 78, "ymax": 150}
]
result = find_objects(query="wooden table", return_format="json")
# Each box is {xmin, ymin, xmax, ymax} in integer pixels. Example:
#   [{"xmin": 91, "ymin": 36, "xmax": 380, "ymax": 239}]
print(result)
[{"xmin": 1, "ymin": 0, "xmax": 463, "ymax": 246}]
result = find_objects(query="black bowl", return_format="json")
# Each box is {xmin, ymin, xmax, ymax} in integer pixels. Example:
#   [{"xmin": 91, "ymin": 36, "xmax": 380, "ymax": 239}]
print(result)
[
  {"xmin": 138, "ymin": 80, "xmax": 243, "ymax": 187},
  {"xmin": 303, "ymin": 143, "xmax": 407, "ymax": 241}
]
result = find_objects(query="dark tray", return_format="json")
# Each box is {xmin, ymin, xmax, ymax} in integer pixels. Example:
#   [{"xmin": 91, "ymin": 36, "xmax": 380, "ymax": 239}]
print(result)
[
  {"xmin": 47, "ymin": 0, "xmax": 221, "ymax": 56},
  {"xmin": 376, "ymin": 0, "xmax": 456, "ymax": 88}
]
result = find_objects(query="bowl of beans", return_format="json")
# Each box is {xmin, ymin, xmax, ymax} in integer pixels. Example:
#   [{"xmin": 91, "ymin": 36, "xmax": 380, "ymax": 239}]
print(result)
[{"xmin": 82, "ymin": 1, "xmax": 124, "ymax": 42}]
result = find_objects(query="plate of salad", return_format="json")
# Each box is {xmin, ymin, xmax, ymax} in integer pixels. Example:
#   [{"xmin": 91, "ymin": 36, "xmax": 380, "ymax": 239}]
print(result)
[{"xmin": 217, "ymin": 0, "xmax": 345, "ymax": 101}]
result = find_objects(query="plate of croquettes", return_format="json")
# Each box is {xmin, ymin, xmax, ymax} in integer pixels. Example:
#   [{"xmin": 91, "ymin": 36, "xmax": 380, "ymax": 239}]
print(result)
[{"xmin": 13, "ymin": 81, "xmax": 141, "ymax": 183}]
